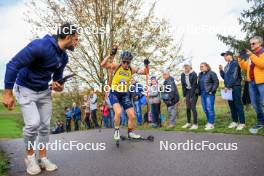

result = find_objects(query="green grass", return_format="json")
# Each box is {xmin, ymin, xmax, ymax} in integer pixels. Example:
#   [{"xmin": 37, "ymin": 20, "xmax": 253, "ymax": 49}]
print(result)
[
  {"xmin": 0, "ymin": 150, "xmax": 8, "ymax": 176},
  {"xmin": 0, "ymin": 115, "xmax": 23, "ymax": 139},
  {"xmin": 0, "ymin": 103, "xmax": 23, "ymax": 139}
]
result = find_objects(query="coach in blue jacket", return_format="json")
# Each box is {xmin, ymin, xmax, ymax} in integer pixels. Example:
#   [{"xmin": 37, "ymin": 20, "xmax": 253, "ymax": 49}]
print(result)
[
  {"xmin": 220, "ymin": 51, "xmax": 245, "ymax": 130},
  {"xmin": 3, "ymin": 23, "xmax": 78, "ymax": 175}
]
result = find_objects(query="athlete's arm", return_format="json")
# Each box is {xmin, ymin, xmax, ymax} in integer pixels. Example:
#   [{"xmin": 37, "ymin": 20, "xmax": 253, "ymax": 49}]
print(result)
[{"xmin": 101, "ymin": 55, "xmax": 119, "ymax": 70}]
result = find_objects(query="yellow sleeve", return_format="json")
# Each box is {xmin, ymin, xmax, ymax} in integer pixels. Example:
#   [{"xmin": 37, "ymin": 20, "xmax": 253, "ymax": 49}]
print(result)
[
  {"xmin": 237, "ymin": 57, "xmax": 248, "ymax": 71},
  {"xmin": 250, "ymin": 53, "xmax": 264, "ymax": 69}
]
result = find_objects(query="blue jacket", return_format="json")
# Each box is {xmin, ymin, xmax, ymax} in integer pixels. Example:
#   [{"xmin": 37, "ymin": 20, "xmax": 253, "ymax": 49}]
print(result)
[
  {"xmin": 220, "ymin": 60, "xmax": 241, "ymax": 88},
  {"xmin": 71, "ymin": 107, "xmax": 81, "ymax": 120},
  {"xmin": 4, "ymin": 35, "xmax": 68, "ymax": 91},
  {"xmin": 65, "ymin": 110, "xmax": 72, "ymax": 120}
]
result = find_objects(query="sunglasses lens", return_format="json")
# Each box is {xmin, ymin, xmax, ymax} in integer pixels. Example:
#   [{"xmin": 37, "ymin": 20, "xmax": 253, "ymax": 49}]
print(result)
[
  {"xmin": 122, "ymin": 61, "xmax": 130, "ymax": 65},
  {"xmin": 251, "ymin": 43, "xmax": 255, "ymax": 45}
]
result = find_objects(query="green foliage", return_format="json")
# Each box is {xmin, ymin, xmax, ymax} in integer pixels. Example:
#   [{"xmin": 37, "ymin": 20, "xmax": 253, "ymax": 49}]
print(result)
[
  {"xmin": 217, "ymin": 0, "xmax": 264, "ymax": 51},
  {"xmin": 0, "ymin": 150, "xmax": 9, "ymax": 176}
]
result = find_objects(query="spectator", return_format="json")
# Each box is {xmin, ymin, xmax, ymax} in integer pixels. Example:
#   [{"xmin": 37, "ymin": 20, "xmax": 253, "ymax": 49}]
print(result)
[
  {"xmin": 58, "ymin": 120, "xmax": 64, "ymax": 133},
  {"xmin": 105, "ymin": 94, "xmax": 114, "ymax": 128},
  {"xmin": 149, "ymin": 76, "xmax": 161, "ymax": 128},
  {"xmin": 181, "ymin": 62, "xmax": 199, "ymax": 130},
  {"xmin": 65, "ymin": 107, "xmax": 72, "ymax": 132},
  {"xmin": 101, "ymin": 102, "xmax": 110, "ymax": 128},
  {"xmin": 198, "ymin": 62, "xmax": 219, "ymax": 130},
  {"xmin": 130, "ymin": 78, "xmax": 144, "ymax": 125},
  {"xmin": 220, "ymin": 51, "xmax": 245, "ymax": 130},
  {"xmin": 237, "ymin": 36, "xmax": 264, "ymax": 134},
  {"xmin": 71, "ymin": 102, "xmax": 81, "ymax": 131},
  {"xmin": 161, "ymin": 69, "xmax": 180, "ymax": 129},
  {"xmin": 90, "ymin": 89, "xmax": 99, "ymax": 128},
  {"xmin": 51, "ymin": 121, "xmax": 64, "ymax": 134},
  {"xmin": 82, "ymin": 95, "xmax": 91, "ymax": 129}
]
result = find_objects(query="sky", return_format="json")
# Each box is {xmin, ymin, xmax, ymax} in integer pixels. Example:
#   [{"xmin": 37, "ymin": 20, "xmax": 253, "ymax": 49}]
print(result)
[{"xmin": 0, "ymin": 0, "xmax": 250, "ymax": 89}]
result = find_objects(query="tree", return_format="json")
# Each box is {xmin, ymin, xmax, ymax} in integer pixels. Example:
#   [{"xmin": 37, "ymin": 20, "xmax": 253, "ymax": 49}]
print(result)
[
  {"xmin": 217, "ymin": 0, "xmax": 264, "ymax": 51},
  {"xmin": 24, "ymin": 0, "xmax": 185, "ymax": 91}
]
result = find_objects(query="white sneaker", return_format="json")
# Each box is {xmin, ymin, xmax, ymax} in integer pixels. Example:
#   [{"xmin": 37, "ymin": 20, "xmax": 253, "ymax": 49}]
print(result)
[
  {"xmin": 24, "ymin": 154, "xmax": 41, "ymax": 175},
  {"xmin": 236, "ymin": 124, "xmax": 245, "ymax": 131},
  {"xmin": 39, "ymin": 157, "xmax": 58, "ymax": 172},
  {"xmin": 205, "ymin": 123, "xmax": 214, "ymax": 130},
  {"xmin": 228, "ymin": 122, "xmax": 238, "ymax": 129},
  {"xmin": 128, "ymin": 132, "xmax": 141, "ymax": 139},
  {"xmin": 114, "ymin": 128, "xmax": 120, "ymax": 140},
  {"xmin": 190, "ymin": 124, "xmax": 198, "ymax": 130},
  {"xmin": 182, "ymin": 123, "xmax": 191, "ymax": 129}
]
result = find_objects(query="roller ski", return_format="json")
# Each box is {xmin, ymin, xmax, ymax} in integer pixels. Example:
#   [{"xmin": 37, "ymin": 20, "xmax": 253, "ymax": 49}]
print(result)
[{"xmin": 120, "ymin": 132, "xmax": 154, "ymax": 142}]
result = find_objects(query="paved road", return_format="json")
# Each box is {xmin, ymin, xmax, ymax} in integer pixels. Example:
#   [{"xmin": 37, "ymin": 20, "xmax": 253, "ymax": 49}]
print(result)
[{"xmin": 1, "ymin": 129, "xmax": 264, "ymax": 176}]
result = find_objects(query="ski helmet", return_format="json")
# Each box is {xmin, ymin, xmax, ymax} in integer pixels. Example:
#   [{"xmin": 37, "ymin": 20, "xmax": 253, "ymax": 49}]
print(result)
[{"xmin": 120, "ymin": 51, "xmax": 133, "ymax": 61}]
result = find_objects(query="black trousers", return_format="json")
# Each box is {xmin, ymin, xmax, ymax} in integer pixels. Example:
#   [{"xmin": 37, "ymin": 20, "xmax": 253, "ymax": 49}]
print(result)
[
  {"xmin": 74, "ymin": 119, "xmax": 80, "ymax": 131},
  {"xmin": 66, "ymin": 119, "xmax": 71, "ymax": 132},
  {"xmin": 186, "ymin": 90, "xmax": 198, "ymax": 124},
  {"xmin": 85, "ymin": 112, "xmax": 91, "ymax": 129},
  {"xmin": 151, "ymin": 103, "xmax": 161, "ymax": 126},
  {"xmin": 91, "ymin": 109, "xmax": 99, "ymax": 128}
]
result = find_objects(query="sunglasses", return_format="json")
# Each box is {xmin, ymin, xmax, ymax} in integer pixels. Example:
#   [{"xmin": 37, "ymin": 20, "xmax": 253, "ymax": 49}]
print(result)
[
  {"xmin": 250, "ymin": 43, "xmax": 256, "ymax": 46},
  {"xmin": 122, "ymin": 60, "xmax": 131, "ymax": 65}
]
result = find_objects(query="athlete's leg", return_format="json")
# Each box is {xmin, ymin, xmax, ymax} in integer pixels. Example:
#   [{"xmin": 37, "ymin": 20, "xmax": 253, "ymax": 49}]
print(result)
[
  {"xmin": 113, "ymin": 103, "xmax": 122, "ymax": 128},
  {"xmin": 126, "ymin": 107, "xmax": 136, "ymax": 130}
]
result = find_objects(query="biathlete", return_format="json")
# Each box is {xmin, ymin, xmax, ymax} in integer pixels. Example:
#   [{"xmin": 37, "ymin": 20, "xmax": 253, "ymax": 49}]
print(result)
[{"xmin": 101, "ymin": 49, "xmax": 149, "ymax": 140}]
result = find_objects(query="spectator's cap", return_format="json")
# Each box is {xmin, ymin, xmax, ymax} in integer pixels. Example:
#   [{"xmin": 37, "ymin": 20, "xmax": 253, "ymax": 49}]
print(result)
[
  {"xmin": 221, "ymin": 51, "xmax": 233, "ymax": 57},
  {"xmin": 151, "ymin": 76, "xmax": 157, "ymax": 80},
  {"xmin": 183, "ymin": 61, "xmax": 192, "ymax": 67}
]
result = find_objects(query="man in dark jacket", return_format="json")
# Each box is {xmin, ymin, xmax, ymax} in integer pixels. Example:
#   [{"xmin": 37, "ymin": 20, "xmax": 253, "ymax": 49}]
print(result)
[
  {"xmin": 220, "ymin": 51, "xmax": 245, "ymax": 130},
  {"xmin": 181, "ymin": 62, "xmax": 198, "ymax": 130},
  {"xmin": 198, "ymin": 62, "xmax": 219, "ymax": 130},
  {"xmin": 162, "ymin": 69, "xmax": 180, "ymax": 128},
  {"xmin": 3, "ymin": 23, "xmax": 78, "ymax": 175}
]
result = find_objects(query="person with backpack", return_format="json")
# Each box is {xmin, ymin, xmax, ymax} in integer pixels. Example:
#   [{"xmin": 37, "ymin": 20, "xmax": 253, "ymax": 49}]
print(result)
[
  {"xmin": 161, "ymin": 69, "xmax": 180, "ymax": 129},
  {"xmin": 181, "ymin": 62, "xmax": 199, "ymax": 130},
  {"xmin": 89, "ymin": 89, "xmax": 99, "ymax": 128},
  {"xmin": 101, "ymin": 48, "xmax": 149, "ymax": 141},
  {"xmin": 198, "ymin": 62, "xmax": 219, "ymax": 130},
  {"xmin": 149, "ymin": 76, "xmax": 161, "ymax": 128}
]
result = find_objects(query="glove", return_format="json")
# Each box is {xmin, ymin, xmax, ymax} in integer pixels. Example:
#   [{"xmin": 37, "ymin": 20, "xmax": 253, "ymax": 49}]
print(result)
[
  {"xmin": 144, "ymin": 58, "xmax": 150, "ymax": 66},
  {"xmin": 110, "ymin": 47, "xmax": 118, "ymax": 56}
]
